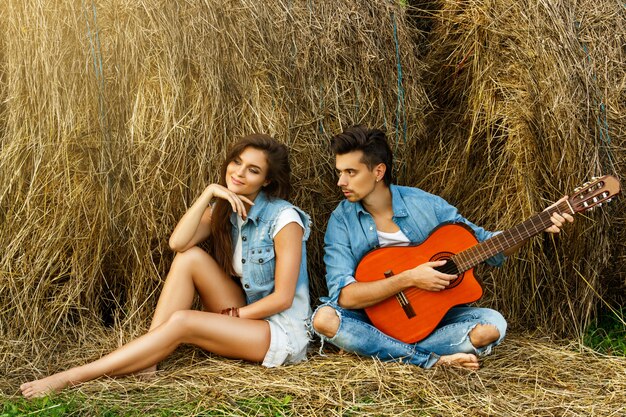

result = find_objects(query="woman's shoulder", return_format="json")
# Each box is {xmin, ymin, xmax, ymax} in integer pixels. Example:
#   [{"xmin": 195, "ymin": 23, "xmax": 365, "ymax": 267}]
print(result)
[
  {"xmin": 264, "ymin": 196, "xmax": 293, "ymax": 208},
  {"xmin": 264, "ymin": 200, "xmax": 311, "ymax": 239},
  {"xmin": 265, "ymin": 196, "xmax": 310, "ymax": 215}
]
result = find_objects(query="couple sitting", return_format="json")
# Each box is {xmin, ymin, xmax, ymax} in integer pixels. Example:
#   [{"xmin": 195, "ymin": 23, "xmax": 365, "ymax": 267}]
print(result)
[{"xmin": 21, "ymin": 126, "xmax": 572, "ymax": 398}]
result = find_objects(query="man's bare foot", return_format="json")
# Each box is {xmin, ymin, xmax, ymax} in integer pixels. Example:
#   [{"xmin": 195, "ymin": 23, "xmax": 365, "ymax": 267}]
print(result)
[
  {"xmin": 20, "ymin": 371, "xmax": 73, "ymax": 399},
  {"xmin": 434, "ymin": 353, "xmax": 480, "ymax": 370}
]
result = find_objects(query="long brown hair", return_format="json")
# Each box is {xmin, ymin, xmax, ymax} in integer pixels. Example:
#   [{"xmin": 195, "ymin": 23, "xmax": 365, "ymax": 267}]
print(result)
[{"xmin": 208, "ymin": 134, "xmax": 291, "ymax": 277}]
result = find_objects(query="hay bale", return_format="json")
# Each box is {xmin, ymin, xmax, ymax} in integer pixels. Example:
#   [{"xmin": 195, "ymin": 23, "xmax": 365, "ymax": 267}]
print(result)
[
  {"xmin": 410, "ymin": 0, "xmax": 625, "ymax": 335},
  {"xmin": 0, "ymin": 0, "xmax": 426, "ymax": 350}
]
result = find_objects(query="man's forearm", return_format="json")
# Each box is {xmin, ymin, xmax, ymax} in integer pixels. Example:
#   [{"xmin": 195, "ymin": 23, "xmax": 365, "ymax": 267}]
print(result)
[{"xmin": 338, "ymin": 274, "xmax": 413, "ymax": 309}]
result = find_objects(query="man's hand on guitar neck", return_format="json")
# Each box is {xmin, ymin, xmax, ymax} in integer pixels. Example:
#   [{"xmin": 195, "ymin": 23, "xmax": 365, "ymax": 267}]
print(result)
[
  {"xmin": 544, "ymin": 196, "xmax": 575, "ymax": 234},
  {"xmin": 503, "ymin": 196, "xmax": 575, "ymax": 257}
]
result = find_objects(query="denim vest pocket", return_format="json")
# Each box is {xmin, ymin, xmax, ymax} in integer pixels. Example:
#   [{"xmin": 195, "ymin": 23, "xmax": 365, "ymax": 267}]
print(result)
[{"xmin": 249, "ymin": 244, "xmax": 276, "ymax": 285}]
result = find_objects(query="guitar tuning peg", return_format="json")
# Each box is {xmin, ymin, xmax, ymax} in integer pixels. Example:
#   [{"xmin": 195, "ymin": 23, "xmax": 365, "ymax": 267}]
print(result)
[
  {"xmin": 574, "ymin": 186, "xmax": 582, "ymax": 192},
  {"xmin": 592, "ymin": 176, "xmax": 599, "ymax": 180}
]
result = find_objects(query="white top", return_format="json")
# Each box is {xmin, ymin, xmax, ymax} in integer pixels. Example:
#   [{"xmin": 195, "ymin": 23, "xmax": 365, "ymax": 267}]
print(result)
[
  {"xmin": 232, "ymin": 208, "xmax": 304, "ymax": 277},
  {"xmin": 377, "ymin": 228, "xmax": 410, "ymax": 247}
]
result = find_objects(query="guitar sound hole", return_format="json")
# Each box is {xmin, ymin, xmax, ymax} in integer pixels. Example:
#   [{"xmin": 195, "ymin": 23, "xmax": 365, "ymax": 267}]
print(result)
[{"xmin": 431, "ymin": 253, "xmax": 463, "ymax": 289}]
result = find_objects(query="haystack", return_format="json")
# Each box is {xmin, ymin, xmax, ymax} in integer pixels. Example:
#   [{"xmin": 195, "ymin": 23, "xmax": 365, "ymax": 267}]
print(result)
[
  {"xmin": 0, "ymin": 0, "xmax": 426, "ymax": 349},
  {"xmin": 1, "ymin": 0, "xmax": 625, "ymax": 413},
  {"xmin": 412, "ymin": 0, "xmax": 625, "ymax": 335}
]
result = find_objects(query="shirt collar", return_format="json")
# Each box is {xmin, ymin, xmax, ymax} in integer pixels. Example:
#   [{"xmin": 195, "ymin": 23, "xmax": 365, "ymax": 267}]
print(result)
[
  {"xmin": 352, "ymin": 184, "xmax": 408, "ymax": 218},
  {"xmin": 390, "ymin": 184, "xmax": 409, "ymax": 218}
]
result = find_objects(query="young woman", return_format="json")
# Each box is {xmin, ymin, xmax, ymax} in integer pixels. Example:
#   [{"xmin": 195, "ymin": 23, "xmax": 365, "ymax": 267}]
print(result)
[{"xmin": 21, "ymin": 134, "xmax": 311, "ymax": 398}]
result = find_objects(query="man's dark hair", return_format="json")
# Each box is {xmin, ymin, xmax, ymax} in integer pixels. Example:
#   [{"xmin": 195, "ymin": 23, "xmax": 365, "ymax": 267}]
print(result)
[{"xmin": 330, "ymin": 125, "xmax": 394, "ymax": 185}]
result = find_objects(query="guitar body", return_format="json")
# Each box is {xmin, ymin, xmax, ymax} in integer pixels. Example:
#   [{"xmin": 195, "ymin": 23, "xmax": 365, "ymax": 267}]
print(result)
[{"xmin": 355, "ymin": 223, "xmax": 483, "ymax": 344}]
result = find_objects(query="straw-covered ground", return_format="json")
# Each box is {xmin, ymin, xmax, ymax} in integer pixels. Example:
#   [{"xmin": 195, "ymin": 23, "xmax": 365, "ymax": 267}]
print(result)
[
  {"xmin": 4, "ymin": 332, "xmax": 626, "ymax": 416},
  {"xmin": 1, "ymin": 0, "xmax": 625, "ymax": 414}
]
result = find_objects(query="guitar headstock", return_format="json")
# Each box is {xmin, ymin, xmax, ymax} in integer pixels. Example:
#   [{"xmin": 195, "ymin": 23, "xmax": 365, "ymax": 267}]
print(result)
[{"xmin": 569, "ymin": 175, "xmax": 621, "ymax": 213}]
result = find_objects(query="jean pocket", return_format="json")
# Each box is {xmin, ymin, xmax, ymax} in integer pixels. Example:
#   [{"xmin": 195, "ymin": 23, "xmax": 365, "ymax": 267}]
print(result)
[{"xmin": 249, "ymin": 244, "xmax": 276, "ymax": 285}]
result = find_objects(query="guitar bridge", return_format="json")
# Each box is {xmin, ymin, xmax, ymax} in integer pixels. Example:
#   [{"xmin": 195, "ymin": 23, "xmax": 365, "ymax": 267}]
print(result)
[{"xmin": 385, "ymin": 270, "xmax": 416, "ymax": 319}]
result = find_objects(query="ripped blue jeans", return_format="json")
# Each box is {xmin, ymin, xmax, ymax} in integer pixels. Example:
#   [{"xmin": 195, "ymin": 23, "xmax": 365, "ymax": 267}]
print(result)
[{"xmin": 311, "ymin": 302, "xmax": 507, "ymax": 369}]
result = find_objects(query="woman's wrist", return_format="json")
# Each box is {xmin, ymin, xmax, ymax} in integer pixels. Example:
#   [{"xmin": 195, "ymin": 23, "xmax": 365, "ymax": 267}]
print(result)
[
  {"xmin": 220, "ymin": 307, "xmax": 240, "ymax": 317},
  {"xmin": 201, "ymin": 185, "xmax": 216, "ymax": 204}
]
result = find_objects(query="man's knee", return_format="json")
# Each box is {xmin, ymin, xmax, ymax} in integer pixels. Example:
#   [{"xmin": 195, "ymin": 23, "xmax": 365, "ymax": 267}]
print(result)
[
  {"xmin": 312, "ymin": 306, "xmax": 340, "ymax": 338},
  {"xmin": 469, "ymin": 323, "xmax": 500, "ymax": 348}
]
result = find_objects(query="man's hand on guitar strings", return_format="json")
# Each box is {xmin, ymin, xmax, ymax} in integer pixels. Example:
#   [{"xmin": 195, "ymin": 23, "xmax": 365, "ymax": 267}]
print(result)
[{"xmin": 405, "ymin": 260, "xmax": 458, "ymax": 292}]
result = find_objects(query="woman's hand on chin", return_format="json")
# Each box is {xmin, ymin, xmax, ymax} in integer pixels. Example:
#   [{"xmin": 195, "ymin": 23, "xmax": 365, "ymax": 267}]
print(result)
[{"xmin": 205, "ymin": 184, "xmax": 254, "ymax": 219}]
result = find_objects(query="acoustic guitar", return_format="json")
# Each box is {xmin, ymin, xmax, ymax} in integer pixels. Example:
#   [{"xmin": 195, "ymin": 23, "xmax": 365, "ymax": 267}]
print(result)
[{"xmin": 354, "ymin": 175, "xmax": 621, "ymax": 343}]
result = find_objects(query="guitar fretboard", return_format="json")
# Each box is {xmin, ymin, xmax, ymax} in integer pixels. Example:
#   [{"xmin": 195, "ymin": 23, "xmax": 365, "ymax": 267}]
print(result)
[{"xmin": 452, "ymin": 201, "xmax": 572, "ymax": 272}]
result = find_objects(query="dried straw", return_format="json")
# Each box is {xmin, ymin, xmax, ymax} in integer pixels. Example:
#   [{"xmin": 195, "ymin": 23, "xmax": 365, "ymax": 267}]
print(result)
[
  {"xmin": 3, "ymin": 333, "xmax": 626, "ymax": 415},
  {"xmin": 411, "ymin": 0, "xmax": 625, "ymax": 335},
  {"xmin": 0, "ymin": 0, "xmax": 426, "ymax": 345},
  {"xmin": 1, "ymin": 0, "xmax": 625, "ymax": 412}
]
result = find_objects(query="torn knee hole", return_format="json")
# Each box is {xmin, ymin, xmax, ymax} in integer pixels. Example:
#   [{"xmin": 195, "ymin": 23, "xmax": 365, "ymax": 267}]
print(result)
[
  {"xmin": 312, "ymin": 306, "xmax": 340, "ymax": 338},
  {"xmin": 469, "ymin": 324, "xmax": 500, "ymax": 348}
]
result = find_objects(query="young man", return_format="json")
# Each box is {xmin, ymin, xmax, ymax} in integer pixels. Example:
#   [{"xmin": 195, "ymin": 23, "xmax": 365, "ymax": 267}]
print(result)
[{"xmin": 311, "ymin": 125, "xmax": 573, "ymax": 369}]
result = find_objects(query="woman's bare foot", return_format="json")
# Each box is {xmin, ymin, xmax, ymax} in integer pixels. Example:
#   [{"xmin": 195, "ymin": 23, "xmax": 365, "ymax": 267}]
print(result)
[
  {"xmin": 135, "ymin": 365, "xmax": 157, "ymax": 378},
  {"xmin": 20, "ymin": 371, "xmax": 73, "ymax": 399},
  {"xmin": 434, "ymin": 353, "xmax": 480, "ymax": 370}
]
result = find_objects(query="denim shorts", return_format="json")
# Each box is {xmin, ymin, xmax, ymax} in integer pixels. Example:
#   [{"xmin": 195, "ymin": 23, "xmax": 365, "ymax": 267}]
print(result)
[{"xmin": 262, "ymin": 315, "xmax": 309, "ymax": 367}]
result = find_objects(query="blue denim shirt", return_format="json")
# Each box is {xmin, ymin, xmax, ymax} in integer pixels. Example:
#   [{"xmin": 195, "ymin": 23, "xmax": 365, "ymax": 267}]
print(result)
[
  {"xmin": 230, "ymin": 191, "xmax": 312, "ymax": 339},
  {"xmin": 323, "ymin": 184, "xmax": 505, "ymax": 302}
]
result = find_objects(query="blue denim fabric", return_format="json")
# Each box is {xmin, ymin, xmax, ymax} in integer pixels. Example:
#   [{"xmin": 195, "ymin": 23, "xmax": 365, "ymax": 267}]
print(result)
[
  {"xmin": 322, "ymin": 184, "xmax": 506, "ymax": 303},
  {"xmin": 311, "ymin": 303, "xmax": 507, "ymax": 369},
  {"xmin": 231, "ymin": 191, "xmax": 312, "ymax": 349}
]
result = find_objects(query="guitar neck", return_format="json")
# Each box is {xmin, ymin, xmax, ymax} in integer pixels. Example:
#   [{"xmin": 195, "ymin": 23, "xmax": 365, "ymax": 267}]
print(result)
[{"xmin": 453, "ymin": 200, "xmax": 572, "ymax": 272}]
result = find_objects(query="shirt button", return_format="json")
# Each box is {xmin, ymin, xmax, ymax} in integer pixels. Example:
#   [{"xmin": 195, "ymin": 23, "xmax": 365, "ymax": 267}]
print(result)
[
  {"xmin": 369, "ymin": 226, "xmax": 373, "ymax": 231},
  {"xmin": 259, "ymin": 258, "xmax": 264, "ymax": 264},
  {"xmin": 241, "ymin": 259, "xmax": 246, "ymax": 264},
  {"xmin": 242, "ymin": 236, "xmax": 247, "ymax": 241},
  {"xmin": 244, "ymin": 284, "xmax": 250, "ymax": 289}
]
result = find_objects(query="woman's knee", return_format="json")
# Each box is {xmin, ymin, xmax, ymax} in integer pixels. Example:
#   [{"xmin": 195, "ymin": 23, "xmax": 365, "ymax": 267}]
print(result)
[
  {"xmin": 312, "ymin": 306, "xmax": 340, "ymax": 338},
  {"xmin": 171, "ymin": 246, "xmax": 212, "ymax": 273},
  {"xmin": 164, "ymin": 310, "xmax": 196, "ymax": 335}
]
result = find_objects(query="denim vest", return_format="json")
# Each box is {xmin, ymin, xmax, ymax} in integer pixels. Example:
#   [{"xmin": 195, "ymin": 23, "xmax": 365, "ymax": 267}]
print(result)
[
  {"xmin": 230, "ymin": 191, "xmax": 312, "ymax": 338},
  {"xmin": 323, "ymin": 184, "xmax": 505, "ymax": 302}
]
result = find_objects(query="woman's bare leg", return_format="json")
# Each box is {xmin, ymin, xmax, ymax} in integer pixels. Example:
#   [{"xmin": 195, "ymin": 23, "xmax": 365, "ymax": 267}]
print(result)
[
  {"xmin": 149, "ymin": 246, "xmax": 245, "ymax": 330},
  {"xmin": 141, "ymin": 247, "xmax": 245, "ymax": 373},
  {"xmin": 21, "ymin": 310, "xmax": 270, "ymax": 398}
]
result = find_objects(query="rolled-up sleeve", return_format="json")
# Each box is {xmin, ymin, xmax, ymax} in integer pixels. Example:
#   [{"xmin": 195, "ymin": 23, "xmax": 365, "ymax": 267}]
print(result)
[{"xmin": 323, "ymin": 212, "xmax": 359, "ymax": 302}]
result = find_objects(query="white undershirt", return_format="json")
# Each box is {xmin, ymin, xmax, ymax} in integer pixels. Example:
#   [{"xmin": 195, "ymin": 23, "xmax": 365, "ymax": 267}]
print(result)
[
  {"xmin": 377, "ymin": 229, "xmax": 410, "ymax": 247},
  {"xmin": 232, "ymin": 208, "xmax": 304, "ymax": 277}
]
